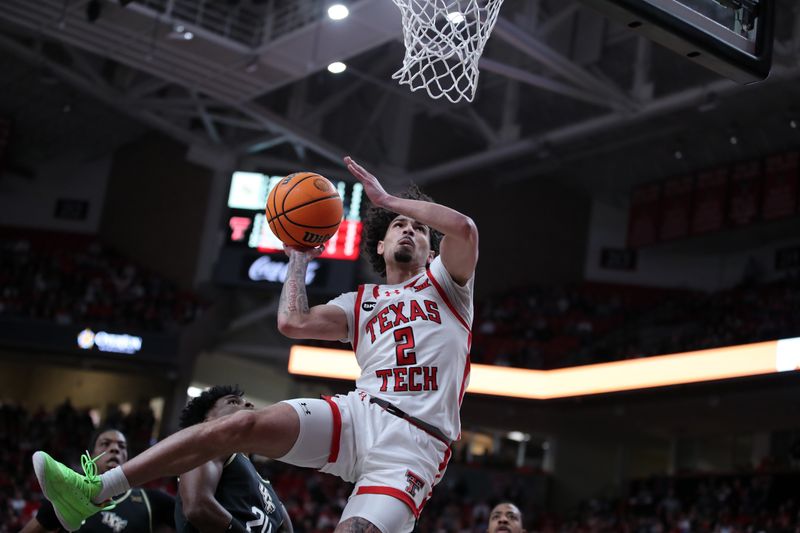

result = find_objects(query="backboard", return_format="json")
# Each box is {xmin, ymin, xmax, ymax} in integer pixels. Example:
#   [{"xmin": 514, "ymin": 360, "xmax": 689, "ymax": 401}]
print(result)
[{"xmin": 580, "ymin": 0, "xmax": 774, "ymax": 83}]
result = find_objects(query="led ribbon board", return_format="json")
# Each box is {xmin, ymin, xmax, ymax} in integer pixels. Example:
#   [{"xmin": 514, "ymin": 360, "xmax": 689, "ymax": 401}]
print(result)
[{"xmin": 288, "ymin": 337, "xmax": 800, "ymax": 399}]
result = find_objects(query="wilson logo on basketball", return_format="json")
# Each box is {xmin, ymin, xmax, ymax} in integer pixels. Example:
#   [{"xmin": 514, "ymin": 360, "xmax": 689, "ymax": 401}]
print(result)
[{"xmin": 303, "ymin": 231, "xmax": 332, "ymax": 244}]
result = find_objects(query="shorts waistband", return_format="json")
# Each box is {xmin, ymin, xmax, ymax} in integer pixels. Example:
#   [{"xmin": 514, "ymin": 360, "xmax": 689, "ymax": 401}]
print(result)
[{"xmin": 369, "ymin": 396, "xmax": 452, "ymax": 446}]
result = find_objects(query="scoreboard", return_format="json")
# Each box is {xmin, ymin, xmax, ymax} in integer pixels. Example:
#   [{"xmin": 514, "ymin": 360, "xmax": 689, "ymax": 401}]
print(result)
[
  {"xmin": 226, "ymin": 171, "xmax": 364, "ymax": 260},
  {"xmin": 214, "ymin": 171, "xmax": 365, "ymax": 294}
]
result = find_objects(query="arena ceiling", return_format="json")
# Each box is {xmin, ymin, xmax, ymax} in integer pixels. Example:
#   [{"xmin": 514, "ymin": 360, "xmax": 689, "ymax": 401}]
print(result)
[{"xmin": 1, "ymin": 0, "xmax": 799, "ymax": 201}]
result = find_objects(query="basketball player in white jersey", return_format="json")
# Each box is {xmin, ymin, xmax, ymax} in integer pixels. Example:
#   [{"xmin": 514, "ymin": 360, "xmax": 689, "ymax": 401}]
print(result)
[{"xmin": 32, "ymin": 155, "xmax": 478, "ymax": 533}]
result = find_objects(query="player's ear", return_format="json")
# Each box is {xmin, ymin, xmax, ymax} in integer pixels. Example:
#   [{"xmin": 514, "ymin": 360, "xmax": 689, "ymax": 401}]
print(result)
[{"xmin": 377, "ymin": 240, "xmax": 385, "ymax": 255}]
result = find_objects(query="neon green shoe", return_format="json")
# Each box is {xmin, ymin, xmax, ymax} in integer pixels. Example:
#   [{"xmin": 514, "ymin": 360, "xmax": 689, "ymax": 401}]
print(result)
[{"xmin": 32, "ymin": 451, "xmax": 112, "ymax": 531}]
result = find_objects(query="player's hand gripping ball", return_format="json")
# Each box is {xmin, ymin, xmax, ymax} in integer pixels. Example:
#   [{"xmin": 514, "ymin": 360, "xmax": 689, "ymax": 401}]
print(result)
[{"xmin": 265, "ymin": 172, "xmax": 343, "ymax": 248}]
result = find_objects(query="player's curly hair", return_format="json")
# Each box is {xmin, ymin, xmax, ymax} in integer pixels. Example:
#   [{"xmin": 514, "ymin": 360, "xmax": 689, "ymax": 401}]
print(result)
[
  {"xmin": 362, "ymin": 184, "xmax": 442, "ymax": 278},
  {"xmin": 179, "ymin": 385, "xmax": 244, "ymax": 428}
]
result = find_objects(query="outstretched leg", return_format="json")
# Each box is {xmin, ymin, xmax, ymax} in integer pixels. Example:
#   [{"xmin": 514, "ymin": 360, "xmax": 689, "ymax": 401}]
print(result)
[
  {"xmin": 33, "ymin": 403, "xmax": 300, "ymax": 531},
  {"xmin": 122, "ymin": 402, "xmax": 299, "ymax": 485}
]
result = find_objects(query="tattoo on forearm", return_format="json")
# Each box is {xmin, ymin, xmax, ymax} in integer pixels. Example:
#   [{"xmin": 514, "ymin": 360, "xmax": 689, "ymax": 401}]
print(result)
[
  {"xmin": 334, "ymin": 517, "xmax": 383, "ymax": 533},
  {"xmin": 279, "ymin": 258, "xmax": 310, "ymax": 317}
]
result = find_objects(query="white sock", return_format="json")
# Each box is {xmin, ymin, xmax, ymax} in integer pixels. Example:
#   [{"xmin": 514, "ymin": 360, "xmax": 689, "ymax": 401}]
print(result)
[{"xmin": 94, "ymin": 466, "xmax": 131, "ymax": 503}]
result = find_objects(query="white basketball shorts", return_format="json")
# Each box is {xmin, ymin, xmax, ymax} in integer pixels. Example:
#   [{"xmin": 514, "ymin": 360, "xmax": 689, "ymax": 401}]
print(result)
[{"xmin": 279, "ymin": 390, "xmax": 452, "ymax": 532}]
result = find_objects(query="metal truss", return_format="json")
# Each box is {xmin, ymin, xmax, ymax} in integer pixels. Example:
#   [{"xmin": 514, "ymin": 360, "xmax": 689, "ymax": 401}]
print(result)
[{"xmin": 0, "ymin": 0, "xmax": 796, "ymax": 186}]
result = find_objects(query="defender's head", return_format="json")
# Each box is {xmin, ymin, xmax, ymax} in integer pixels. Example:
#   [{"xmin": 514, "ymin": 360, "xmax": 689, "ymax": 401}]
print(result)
[
  {"xmin": 179, "ymin": 385, "xmax": 254, "ymax": 428},
  {"xmin": 487, "ymin": 502, "xmax": 525, "ymax": 533},
  {"xmin": 88, "ymin": 427, "xmax": 128, "ymax": 473}
]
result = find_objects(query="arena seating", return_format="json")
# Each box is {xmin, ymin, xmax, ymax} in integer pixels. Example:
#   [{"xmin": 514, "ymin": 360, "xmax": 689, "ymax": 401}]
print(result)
[
  {"xmin": 3, "ymin": 401, "xmax": 798, "ymax": 532},
  {"xmin": 0, "ymin": 232, "xmax": 203, "ymax": 333},
  {"xmin": 471, "ymin": 275, "xmax": 800, "ymax": 370}
]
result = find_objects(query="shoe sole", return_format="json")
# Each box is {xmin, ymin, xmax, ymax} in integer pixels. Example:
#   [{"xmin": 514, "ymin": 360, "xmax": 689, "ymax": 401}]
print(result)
[{"xmin": 33, "ymin": 451, "xmax": 78, "ymax": 532}]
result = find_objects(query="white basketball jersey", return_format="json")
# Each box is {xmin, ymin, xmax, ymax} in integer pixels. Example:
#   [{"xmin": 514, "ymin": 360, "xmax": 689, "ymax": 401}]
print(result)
[{"xmin": 328, "ymin": 256, "xmax": 474, "ymax": 441}]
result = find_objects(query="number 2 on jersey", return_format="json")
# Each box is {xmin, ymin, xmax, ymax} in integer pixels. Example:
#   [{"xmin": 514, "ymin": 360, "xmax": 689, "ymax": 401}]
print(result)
[{"xmin": 393, "ymin": 326, "xmax": 417, "ymax": 365}]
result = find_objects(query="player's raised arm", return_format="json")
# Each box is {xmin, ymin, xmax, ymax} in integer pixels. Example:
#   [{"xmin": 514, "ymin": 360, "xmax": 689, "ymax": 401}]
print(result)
[
  {"xmin": 276, "ymin": 246, "xmax": 348, "ymax": 340},
  {"xmin": 345, "ymin": 156, "xmax": 478, "ymax": 285}
]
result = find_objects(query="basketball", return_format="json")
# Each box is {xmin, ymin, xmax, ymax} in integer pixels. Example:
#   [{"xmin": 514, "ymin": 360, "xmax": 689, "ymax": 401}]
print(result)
[{"xmin": 265, "ymin": 172, "xmax": 343, "ymax": 248}]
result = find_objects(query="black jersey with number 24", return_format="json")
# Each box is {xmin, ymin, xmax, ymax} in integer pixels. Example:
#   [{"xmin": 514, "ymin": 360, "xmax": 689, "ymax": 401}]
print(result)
[{"xmin": 175, "ymin": 453, "xmax": 284, "ymax": 533}]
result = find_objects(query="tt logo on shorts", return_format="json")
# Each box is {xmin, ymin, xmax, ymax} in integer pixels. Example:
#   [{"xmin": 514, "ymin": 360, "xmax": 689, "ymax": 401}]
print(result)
[
  {"xmin": 299, "ymin": 402, "xmax": 311, "ymax": 415},
  {"xmin": 404, "ymin": 470, "xmax": 425, "ymax": 497},
  {"xmin": 362, "ymin": 301, "xmax": 376, "ymax": 311}
]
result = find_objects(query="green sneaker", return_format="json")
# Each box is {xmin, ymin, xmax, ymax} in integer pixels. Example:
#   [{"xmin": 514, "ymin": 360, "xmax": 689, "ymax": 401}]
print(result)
[{"xmin": 32, "ymin": 451, "xmax": 112, "ymax": 531}]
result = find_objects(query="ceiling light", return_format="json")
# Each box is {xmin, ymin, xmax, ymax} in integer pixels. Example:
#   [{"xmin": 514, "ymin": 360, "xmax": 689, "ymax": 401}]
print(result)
[
  {"xmin": 327, "ymin": 61, "xmax": 347, "ymax": 74},
  {"xmin": 791, "ymin": 119, "xmax": 798, "ymax": 129},
  {"xmin": 674, "ymin": 149, "xmax": 683, "ymax": 160},
  {"xmin": 187, "ymin": 386, "xmax": 202, "ymax": 398},
  {"xmin": 447, "ymin": 11, "xmax": 465, "ymax": 24},
  {"xmin": 327, "ymin": 4, "xmax": 349, "ymax": 20},
  {"xmin": 245, "ymin": 58, "xmax": 259, "ymax": 73},
  {"xmin": 167, "ymin": 24, "xmax": 194, "ymax": 41},
  {"xmin": 506, "ymin": 431, "xmax": 530, "ymax": 442}
]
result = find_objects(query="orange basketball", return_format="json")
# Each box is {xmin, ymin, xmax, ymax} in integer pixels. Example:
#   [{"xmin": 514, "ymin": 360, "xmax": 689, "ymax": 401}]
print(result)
[{"xmin": 265, "ymin": 172, "xmax": 343, "ymax": 248}]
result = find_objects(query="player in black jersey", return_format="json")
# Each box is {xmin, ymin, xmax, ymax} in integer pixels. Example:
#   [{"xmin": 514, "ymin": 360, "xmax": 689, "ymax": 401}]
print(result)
[
  {"xmin": 22, "ymin": 426, "xmax": 175, "ymax": 533},
  {"xmin": 174, "ymin": 385, "xmax": 293, "ymax": 533}
]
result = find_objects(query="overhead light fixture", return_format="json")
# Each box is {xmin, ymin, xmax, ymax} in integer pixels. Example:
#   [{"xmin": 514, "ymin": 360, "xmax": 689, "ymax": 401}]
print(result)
[
  {"xmin": 674, "ymin": 149, "xmax": 683, "ymax": 160},
  {"xmin": 327, "ymin": 61, "xmax": 347, "ymax": 74},
  {"xmin": 790, "ymin": 118, "xmax": 798, "ymax": 129},
  {"xmin": 327, "ymin": 4, "xmax": 349, "ymax": 20},
  {"xmin": 506, "ymin": 431, "xmax": 530, "ymax": 442},
  {"xmin": 446, "ymin": 11, "xmax": 465, "ymax": 24},
  {"xmin": 727, "ymin": 125, "xmax": 739, "ymax": 145},
  {"xmin": 168, "ymin": 24, "xmax": 194, "ymax": 41},
  {"xmin": 245, "ymin": 57, "xmax": 259, "ymax": 73},
  {"xmin": 187, "ymin": 386, "xmax": 202, "ymax": 398}
]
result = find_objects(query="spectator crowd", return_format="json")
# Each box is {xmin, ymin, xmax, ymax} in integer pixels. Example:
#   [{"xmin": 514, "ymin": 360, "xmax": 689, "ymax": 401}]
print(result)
[
  {"xmin": 471, "ymin": 274, "xmax": 800, "ymax": 370},
  {"xmin": 0, "ymin": 233, "xmax": 203, "ymax": 332},
  {"xmin": 3, "ymin": 400, "xmax": 800, "ymax": 532}
]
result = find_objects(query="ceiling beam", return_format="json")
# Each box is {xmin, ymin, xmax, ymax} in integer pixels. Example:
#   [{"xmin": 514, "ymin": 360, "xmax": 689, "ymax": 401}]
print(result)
[
  {"xmin": 192, "ymin": 89, "xmax": 222, "ymax": 144},
  {"xmin": 492, "ymin": 17, "xmax": 637, "ymax": 111},
  {"xmin": 480, "ymin": 57, "xmax": 619, "ymax": 109},
  {"xmin": 237, "ymin": 134, "xmax": 290, "ymax": 155},
  {"xmin": 412, "ymin": 65, "xmax": 800, "ymax": 185},
  {"xmin": 537, "ymin": 2, "xmax": 581, "ymax": 38},
  {"xmin": 0, "ymin": 32, "xmax": 211, "ymax": 150},
  {"xmin": 234, "ymin": 102, "xmax": 349, "ymax": 166}
]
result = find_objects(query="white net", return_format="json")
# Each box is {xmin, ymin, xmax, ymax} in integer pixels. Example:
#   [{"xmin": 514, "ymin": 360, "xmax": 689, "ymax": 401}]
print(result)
[{"xmin": 391, "ymin": 0, "xmax": 505, "ymax": 103}]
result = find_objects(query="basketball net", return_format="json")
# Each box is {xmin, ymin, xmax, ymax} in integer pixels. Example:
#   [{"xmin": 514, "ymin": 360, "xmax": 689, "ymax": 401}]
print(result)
[{"xmin": 391, "ymin": 0, "xmax": 505, "ymax": 104}]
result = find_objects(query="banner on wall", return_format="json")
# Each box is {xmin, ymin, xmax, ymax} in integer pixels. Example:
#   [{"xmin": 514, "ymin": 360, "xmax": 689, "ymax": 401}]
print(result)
[
  {"xmin": 658, "ymin": 175, "xmax": 693, "ymax": 241},
  {"xmin": 690, "ymin": 167, "xmax": 728, "ymax": 235},
  {"xmin": 627, "ymin": 183, "xmax": 661, "ymax": 248},
  {"xmin": 727, "ymin": 159, "xmax": 763, "ymax": 227}
]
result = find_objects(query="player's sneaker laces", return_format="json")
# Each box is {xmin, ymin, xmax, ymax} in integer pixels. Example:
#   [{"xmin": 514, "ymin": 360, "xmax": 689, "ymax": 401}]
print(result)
[{"xmin": 32, "ymin": 450, "xmax": 115, "ymax": 531}]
